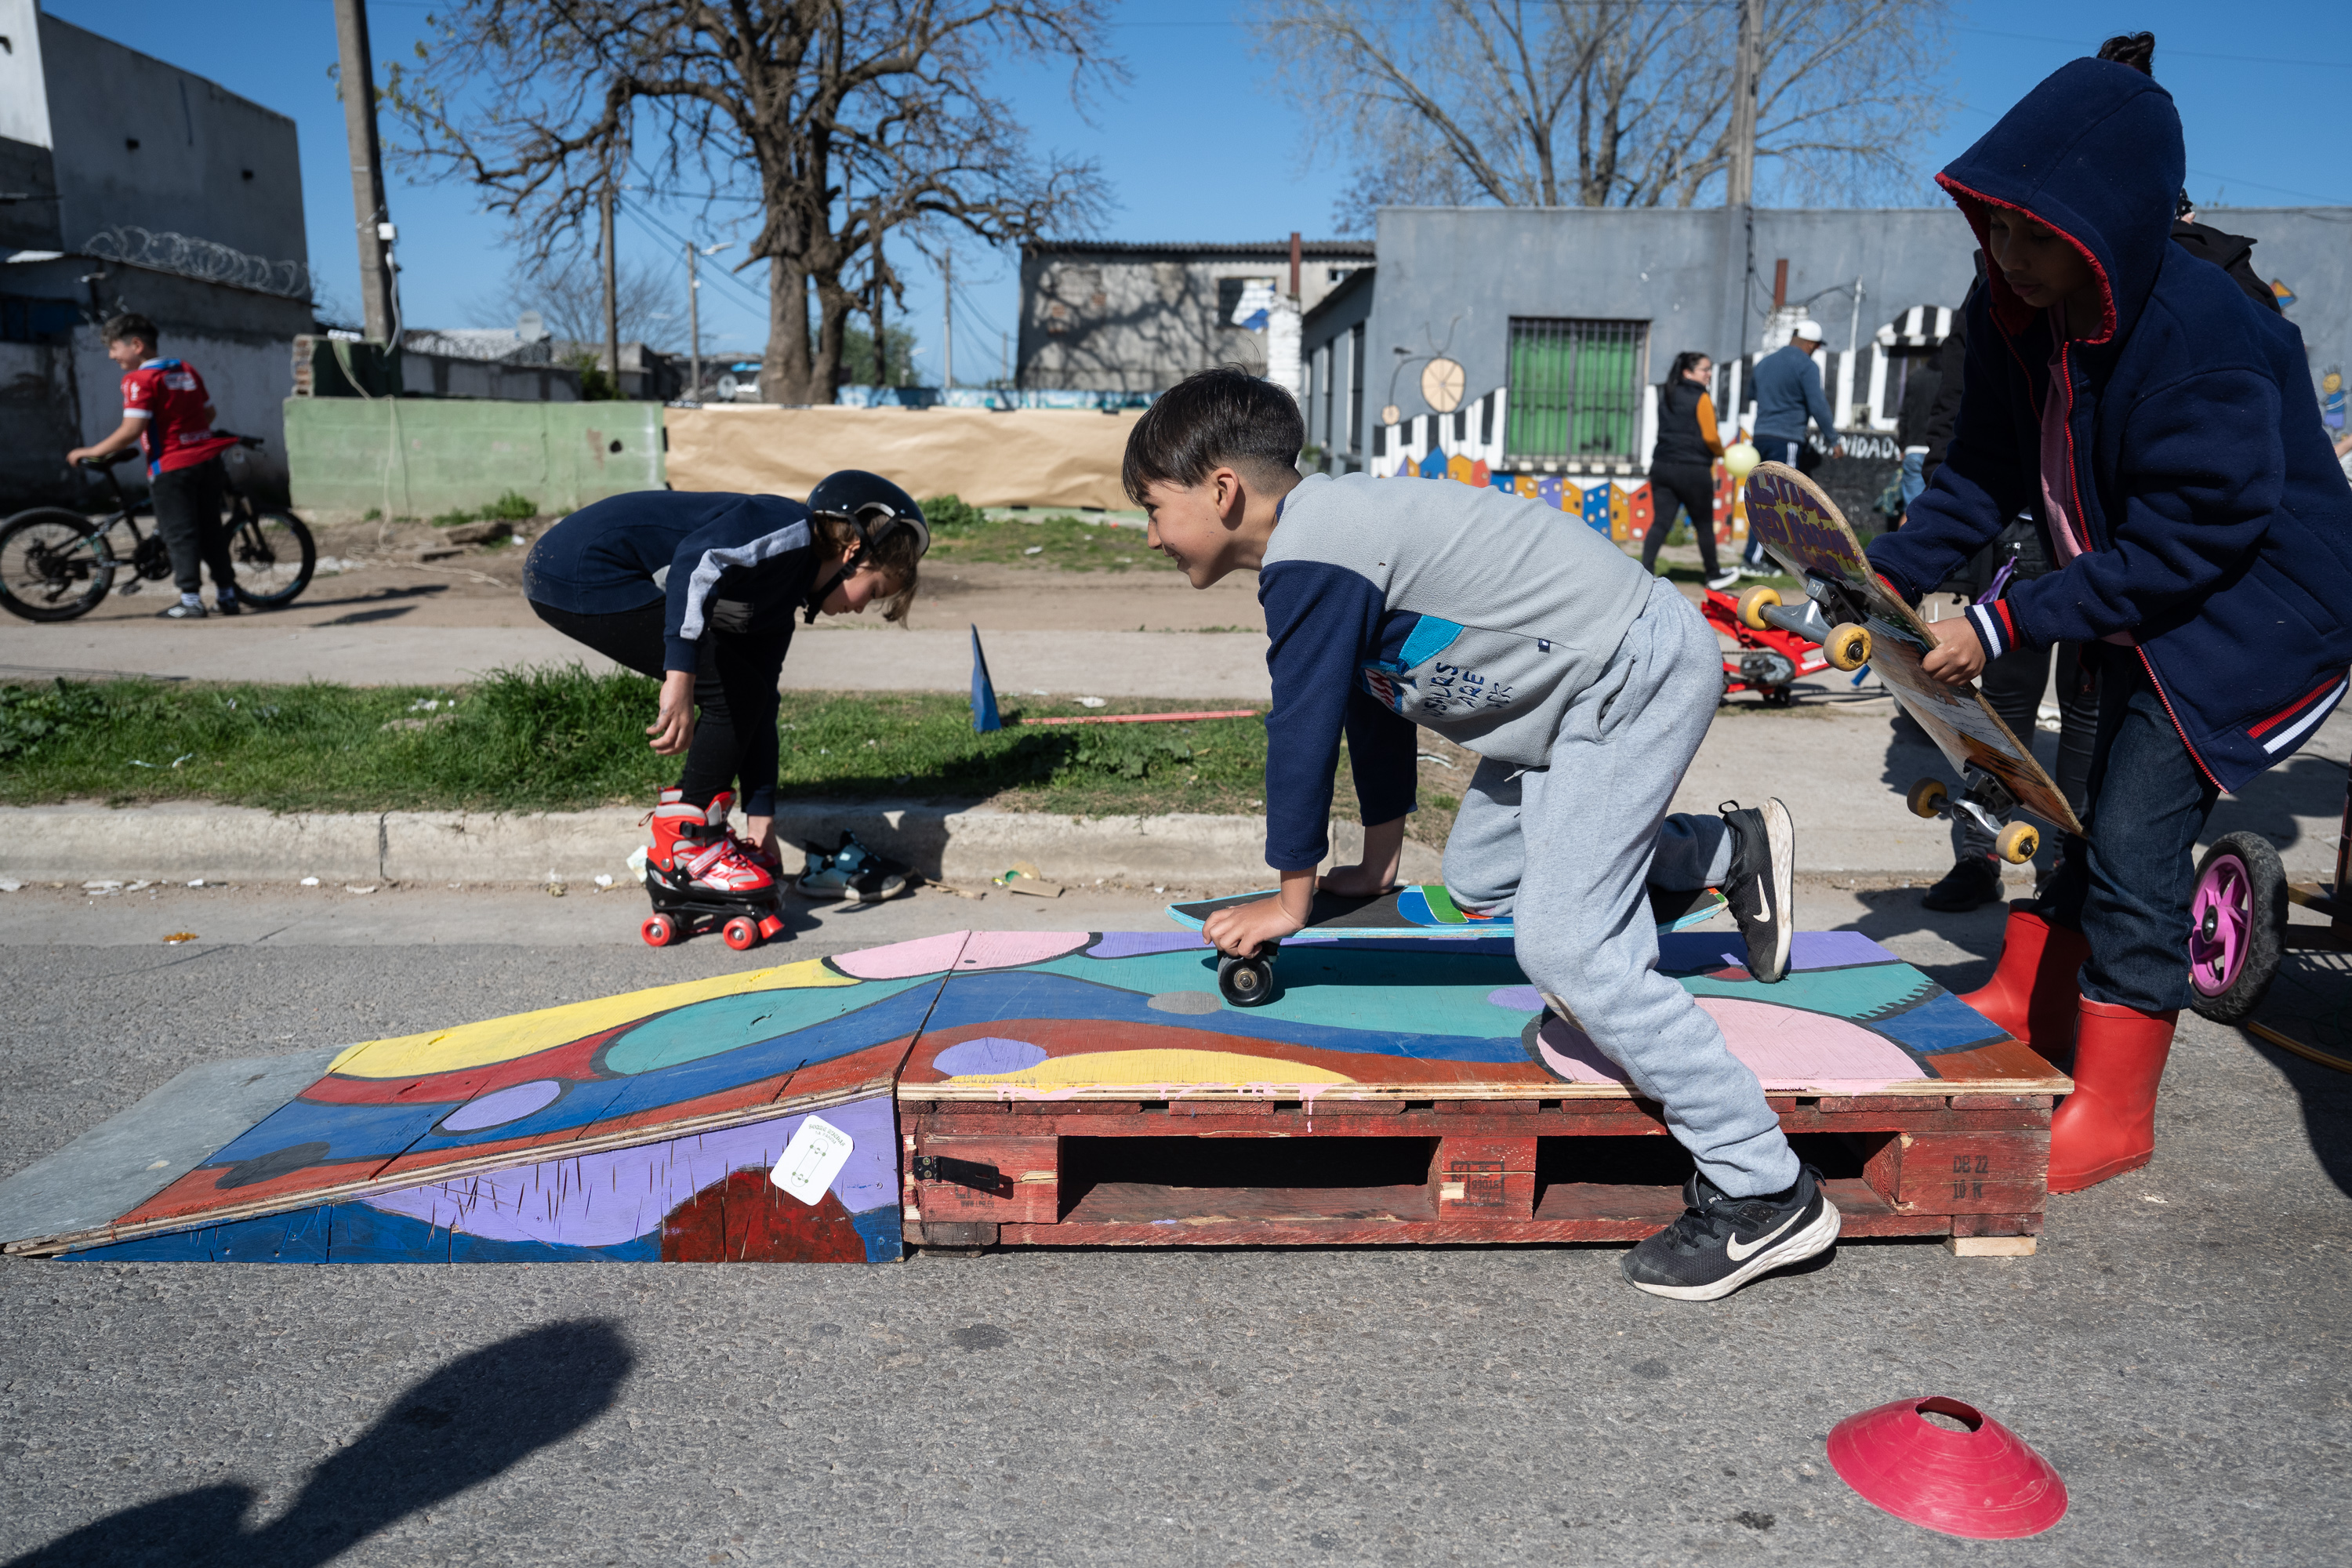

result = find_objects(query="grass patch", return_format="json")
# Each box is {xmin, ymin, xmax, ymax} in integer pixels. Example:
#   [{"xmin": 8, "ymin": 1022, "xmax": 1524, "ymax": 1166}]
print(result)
[
  {"xmin": 430, "ymin": 490, "xmax": 540, "ymax": 528},
  {"xmin": 0, "ymin": 670, "xmax": 1273, "ymax": 816},
  {"xmin": 921, "ymin": 492, "xmax": 1172, "ymax": 573}
]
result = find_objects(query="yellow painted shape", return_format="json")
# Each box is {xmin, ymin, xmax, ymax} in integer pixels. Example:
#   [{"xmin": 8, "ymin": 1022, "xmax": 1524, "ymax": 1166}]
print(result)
[
  {"xmin": 946, "ymin": 1048, "xmax": 1356, "ymax": 1090},
  {"xmin": 1609, "ymin": 484, "xmax": 1630, "ymax": 542},
  {"xmin": 327, "ymin": 957, "xmax": 858, "ymax": 1078},
  {"xmin": 1446, "ymin": 453, "xmax": 1475, "ymax": 485}
]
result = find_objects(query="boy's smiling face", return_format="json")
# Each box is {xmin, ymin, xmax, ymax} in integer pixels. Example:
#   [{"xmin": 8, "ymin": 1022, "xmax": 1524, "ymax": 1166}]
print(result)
[{"xmin": 1142, "ymin": 469, "xmax": 1250, "ymax": 588}]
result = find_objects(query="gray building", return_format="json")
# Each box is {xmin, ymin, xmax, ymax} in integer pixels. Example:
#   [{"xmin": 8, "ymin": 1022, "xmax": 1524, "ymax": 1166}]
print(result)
[
  {"xmin": 1018, "ymin": 238, "xmax": 1374, "ymax": 393},
  {"xmin": 1, "ymin": 4, "xmax": 311, "ymax": 506},
  {"xmin": 1305, "ymin": 204, "xmax": 2352, "ymax": 506}
]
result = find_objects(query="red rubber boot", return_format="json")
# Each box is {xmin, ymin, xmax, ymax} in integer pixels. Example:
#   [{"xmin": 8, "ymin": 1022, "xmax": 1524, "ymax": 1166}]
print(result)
[
  {"xmin": 1959, "ymin": 908, "xmax": 2092, "ymax": 1057},
  {"xmin": 2047, "ymin": 998, "xmax": 2177, "ymax": 1193}
]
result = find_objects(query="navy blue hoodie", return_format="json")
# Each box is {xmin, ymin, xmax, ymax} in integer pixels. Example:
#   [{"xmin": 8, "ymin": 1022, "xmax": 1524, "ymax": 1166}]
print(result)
[{"xmin": 1867, "ymin": 58, "xmax": 2352, "ymax": 793}]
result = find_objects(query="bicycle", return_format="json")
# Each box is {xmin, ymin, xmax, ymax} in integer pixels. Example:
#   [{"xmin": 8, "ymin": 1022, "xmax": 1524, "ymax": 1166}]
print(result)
[{"xmin": 0, "ymin": 435, "xmax": 317, "ymax": 622}]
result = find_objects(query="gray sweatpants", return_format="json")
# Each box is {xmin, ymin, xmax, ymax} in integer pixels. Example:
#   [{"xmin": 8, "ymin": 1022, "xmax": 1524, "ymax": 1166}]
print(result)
[{"xmin": 1443, "ymin": 577, "xmax": 1800, "ymax": 1196}]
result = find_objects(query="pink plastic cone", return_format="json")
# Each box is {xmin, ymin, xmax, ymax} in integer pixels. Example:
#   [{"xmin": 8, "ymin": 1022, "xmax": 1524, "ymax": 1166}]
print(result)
[{"xmin": 1828, "ymin": 1396, "xmax": 2068, "ymax": 1540}]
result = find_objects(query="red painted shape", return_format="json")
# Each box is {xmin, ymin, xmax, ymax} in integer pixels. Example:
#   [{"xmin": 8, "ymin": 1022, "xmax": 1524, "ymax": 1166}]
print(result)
[
  {"xmin": 661, "ymin": 1168, "xmax": 870, "ymax": 1262},
  {"xmin": 1828, "ymin": 1396, "xmax": 2067, "ymax": 1540},
  {"xmin": 301, "ymin": 1022, "xmax": 636, "ymax": 1105}
]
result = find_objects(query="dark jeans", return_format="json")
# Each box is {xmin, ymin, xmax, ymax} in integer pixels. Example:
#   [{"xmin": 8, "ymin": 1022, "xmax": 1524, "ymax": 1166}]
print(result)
[
  {"xmin": 2038, "ymin": 651, "xmax": 2219, "ymax": 1012},
  {"xmin": 150, "ymin": 459, "xmax": 237, "ymax": 597},
  {"xmin": 1641, "ymin": 463, "xmax": 1721, "ymax": 575},
  {"xmin": 529, "ymin": 598, "xmax": 789, "ymax": 817}
]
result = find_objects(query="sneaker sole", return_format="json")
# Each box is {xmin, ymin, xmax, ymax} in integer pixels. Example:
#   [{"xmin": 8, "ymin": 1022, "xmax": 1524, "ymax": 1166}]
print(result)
[
  {"xmin": 1747, "ymin": 798, "xmax": 1795, "ymax": 982},
  {"xmin": 1625, "ymin": 1197, "xmax": 1842, "ymax": 1302}
]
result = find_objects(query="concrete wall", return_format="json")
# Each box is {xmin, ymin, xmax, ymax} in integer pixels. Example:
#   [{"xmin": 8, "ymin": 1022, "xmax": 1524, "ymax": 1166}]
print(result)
[
  {"xmin": 36, "ymin": 13, "xmax": 306, "ymax": 270},
  {"xmin": 0, "ymin": 1, "xmax": 60, "ymax": 250},
  {"xmin": 1301, "ymin": 269, "xmax": 1374, "ymax": 471},
  {"xmin": 1018, "ymin": 243, "xmax": 1374, "ymax": 393},
  {"xmin": 285, "ymin": 398, "xmax": 666, "ymax": 518}
]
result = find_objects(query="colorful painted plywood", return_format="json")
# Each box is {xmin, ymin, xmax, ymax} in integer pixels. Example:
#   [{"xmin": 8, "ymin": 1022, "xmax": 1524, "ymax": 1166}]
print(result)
[{"xmin": 898, "ymin": 930, "xmax": 2063, "ymax": 1104}]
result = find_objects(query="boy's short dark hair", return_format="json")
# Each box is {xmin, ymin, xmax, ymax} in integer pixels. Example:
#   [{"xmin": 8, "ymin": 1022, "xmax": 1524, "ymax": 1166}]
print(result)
[
  {"xmin": 102, "ymin": 312, "xmax": 159, "ymax": 347},
  {"xmin": 1122, "ymin": 365, "xmax": 1304, "ymax": 504}
]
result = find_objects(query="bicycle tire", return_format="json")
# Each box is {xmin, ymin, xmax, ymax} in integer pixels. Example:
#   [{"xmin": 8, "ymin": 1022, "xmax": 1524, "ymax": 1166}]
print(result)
[
  {"xmin": 0, "ymin": 507, "xmax": 114, "ymax": 622},
  {"xmin": 227, "ymin": 509, "xmax": 316, "ymax": 608}
]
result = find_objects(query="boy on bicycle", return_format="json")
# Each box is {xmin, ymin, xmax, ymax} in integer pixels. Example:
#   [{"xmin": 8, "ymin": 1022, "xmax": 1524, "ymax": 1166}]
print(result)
[{"xmin": 67, "ymin": 313, "xmax": 241, "ymax": 619}]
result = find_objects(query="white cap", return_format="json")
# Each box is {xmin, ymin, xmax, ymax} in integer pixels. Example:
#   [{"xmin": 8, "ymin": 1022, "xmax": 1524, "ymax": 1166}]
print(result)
[{"xmin": 1791, "ymin": 318, "xmax": 1825, "ymax": 343}]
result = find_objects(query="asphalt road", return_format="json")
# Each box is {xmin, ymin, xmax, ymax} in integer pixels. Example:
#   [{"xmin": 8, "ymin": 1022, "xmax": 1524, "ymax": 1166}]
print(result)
[{"xmin": 1, "ymin": 885, "xmax": 2347, "ymax": 1566}]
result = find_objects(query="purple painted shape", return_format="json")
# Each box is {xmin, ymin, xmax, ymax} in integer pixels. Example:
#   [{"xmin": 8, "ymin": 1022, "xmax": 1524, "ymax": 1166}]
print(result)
[
  {"xmin": 1487, "ymin": 985, "xmax": 1545, "ymax": 1012},
  {"xmin": 1659, "ymin": 929, "xmax": 1895, "ymax": 975},
  {"xmin": 1790, "ymin": 931, "xmax": 1896, "ymax": 970},
  {"xmin": 438, "ymin": 1079, "xmax": 564, "ymax": 1133},
  {"xmin": 1088, "ymin": 931, "xmax": 1210, "ymax": 959},
  {"xmin": 932, "ymin": 1036, "xmax": 1048, "ymax": 1076},
  {"xmin": 359, "ymin": 1094, "xmax": 897, "ymax": 1246}
]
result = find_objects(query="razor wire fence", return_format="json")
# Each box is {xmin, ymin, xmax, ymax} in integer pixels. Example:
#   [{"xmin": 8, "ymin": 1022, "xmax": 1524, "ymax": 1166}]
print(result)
[{"xmin": 82, "ymin": 226, "xmax": 313, "ymax": 301}]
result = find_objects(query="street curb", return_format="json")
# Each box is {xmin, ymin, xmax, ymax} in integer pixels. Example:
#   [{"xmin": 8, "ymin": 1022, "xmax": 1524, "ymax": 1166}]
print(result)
[{"xmin": 0, "ymin": 802, "xmax": 1446, "ymax": 889}]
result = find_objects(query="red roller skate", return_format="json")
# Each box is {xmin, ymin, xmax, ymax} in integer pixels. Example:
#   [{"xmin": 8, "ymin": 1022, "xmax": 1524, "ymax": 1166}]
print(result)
[{"xmin": 638, "ymin": 789, "xmax": 788, "ymax": 950}]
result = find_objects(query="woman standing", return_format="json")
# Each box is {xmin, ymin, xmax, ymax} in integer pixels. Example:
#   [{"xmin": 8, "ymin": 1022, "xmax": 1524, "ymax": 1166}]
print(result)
[{"xmin": 1647, "ymin": 353, "xmax": 1739, "ymax": 591}]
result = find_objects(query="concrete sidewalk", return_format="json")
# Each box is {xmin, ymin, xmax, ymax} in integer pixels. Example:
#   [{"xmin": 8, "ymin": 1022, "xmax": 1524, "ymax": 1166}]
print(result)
[{"xmin": 7, "ymin": 695, "xmax": 2345, "ymax": 887}]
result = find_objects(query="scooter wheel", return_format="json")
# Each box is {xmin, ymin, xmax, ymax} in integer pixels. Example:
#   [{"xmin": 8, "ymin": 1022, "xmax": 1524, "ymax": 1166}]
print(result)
[
  {"xmin": 1218, "ymin": 952, "xmax": 1277, "ymax": 1007},
  {"xmin": 641, "ymin": 913, "xmax": 677, "ymax": 948},
  {"xmin": 722, "ymin": 915, "xmax": 760, "ymax": 951}
]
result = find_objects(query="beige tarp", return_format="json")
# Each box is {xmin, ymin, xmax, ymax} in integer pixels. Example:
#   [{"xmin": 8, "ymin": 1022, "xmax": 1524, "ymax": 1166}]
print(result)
[{"xmin": 662, "ymin": 404, "xmax": 1143, "ymax": 510}]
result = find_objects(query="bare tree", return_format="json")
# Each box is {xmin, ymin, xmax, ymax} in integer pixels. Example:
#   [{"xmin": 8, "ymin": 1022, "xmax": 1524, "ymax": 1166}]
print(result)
[
  {"xmin": 1256, "ymin": 0, "xmax": 1950, "ymax": 229},
  {"xmin": 385, "ymin": 2, "xmax": 1118, "ymax": 404},
  {"xmin": 474, "ymin": 254, "xmax": 674, "ymax": 350}
]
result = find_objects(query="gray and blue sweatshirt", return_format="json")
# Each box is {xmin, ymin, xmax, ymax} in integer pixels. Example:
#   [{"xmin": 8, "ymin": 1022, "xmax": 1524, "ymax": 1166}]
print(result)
[{"xmin": 1258, "ymin": 472, "xmax": 1654, "ymax": 870}]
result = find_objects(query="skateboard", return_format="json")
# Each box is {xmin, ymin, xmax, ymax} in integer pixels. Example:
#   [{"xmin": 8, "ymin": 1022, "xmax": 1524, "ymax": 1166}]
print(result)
[
  {"xmin": 1740, "ymin": 463, "xmax": 2086, "ymax": 858},
  {"xmin": 1168, "ymin": 883, "xmax": 1731, "ymax": 1007}
]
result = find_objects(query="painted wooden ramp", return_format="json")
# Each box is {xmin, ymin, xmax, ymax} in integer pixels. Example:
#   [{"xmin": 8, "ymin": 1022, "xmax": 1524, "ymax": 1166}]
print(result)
[{"xmin": 1, "ymin": 930, "xmax": 2067, "ymax": 1265}]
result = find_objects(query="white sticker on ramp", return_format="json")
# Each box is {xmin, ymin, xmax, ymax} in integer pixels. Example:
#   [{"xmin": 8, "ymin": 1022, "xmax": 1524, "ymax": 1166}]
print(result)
[{"xmin": 770, "ymin": 1115, "xmax": 854, "ymax": 1206}]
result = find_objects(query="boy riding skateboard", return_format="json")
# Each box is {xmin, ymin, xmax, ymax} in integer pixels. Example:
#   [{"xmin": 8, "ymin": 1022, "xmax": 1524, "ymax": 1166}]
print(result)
[{"xmin": 1126, "ymin": 368, "xmax": 1833, "ymax": 1301}]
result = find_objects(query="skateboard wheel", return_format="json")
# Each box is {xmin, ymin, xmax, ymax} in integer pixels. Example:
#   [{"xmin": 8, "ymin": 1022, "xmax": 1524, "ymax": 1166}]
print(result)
[
  {"xmin": 641, "ymin": 913, "xmax": 677, "ymax": 948},
  {"xmin": 1824, "ymin": 622, "xmax": 1871, "ymax": 671},
  {"xmin": 722, "ymin": 915, "xmax": 759, "ymax": 951},
  {"xmin": 1906, "ymin": 779, "xmax": 1948, "ymax": 819},
  {"xmin": 1736, "ymin": 584, "xmax": 1782, "ymax": 631},
  {"xmin": 1993, "ymin": 821, "xmax": 2040, "ymax": 865},
  {"xmin": 1218, "ymin": 953, "xmax": 1276, "ymax": 1008}
]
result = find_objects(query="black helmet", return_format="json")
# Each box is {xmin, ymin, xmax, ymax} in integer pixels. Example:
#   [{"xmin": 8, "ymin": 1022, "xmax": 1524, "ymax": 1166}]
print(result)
[{"xmin": 808, "ymin": 469, "xmax": 928, "ymax": 561}]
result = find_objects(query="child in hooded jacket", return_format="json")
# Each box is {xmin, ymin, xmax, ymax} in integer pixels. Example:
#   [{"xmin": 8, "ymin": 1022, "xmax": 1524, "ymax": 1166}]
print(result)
[{"xmin": 1868, "ymin": 51, "xmax": 2352, "ymax": 1192}]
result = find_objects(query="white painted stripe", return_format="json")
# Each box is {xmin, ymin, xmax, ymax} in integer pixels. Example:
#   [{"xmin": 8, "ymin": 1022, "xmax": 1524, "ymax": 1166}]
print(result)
[{"xmin": 2262, "ymin": 679, "xmax": 2347, "ymax": 754}]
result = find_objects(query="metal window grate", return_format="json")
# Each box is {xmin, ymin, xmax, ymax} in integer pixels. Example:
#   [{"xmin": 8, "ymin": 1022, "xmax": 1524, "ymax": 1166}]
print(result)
[{"xmin": 1505, "ymin": 318, "xmax": 1646, "ymax": 464}]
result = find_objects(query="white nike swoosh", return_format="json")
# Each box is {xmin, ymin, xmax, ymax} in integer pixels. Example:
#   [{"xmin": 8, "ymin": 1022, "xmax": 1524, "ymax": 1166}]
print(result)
[
  {"xmin": 1725, "ymin": 1205, "xmax": 1803, "ymax": 1262},
  {"xmin": 1751, "ymin": 875, "xmax": 1773, "ymax": 924}
]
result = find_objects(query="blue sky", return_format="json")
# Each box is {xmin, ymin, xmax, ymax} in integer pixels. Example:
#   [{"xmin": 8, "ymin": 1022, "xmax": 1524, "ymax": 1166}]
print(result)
[{"xmin": 42, "ymin": 0, "xmax": 2352, "ymax": 384}]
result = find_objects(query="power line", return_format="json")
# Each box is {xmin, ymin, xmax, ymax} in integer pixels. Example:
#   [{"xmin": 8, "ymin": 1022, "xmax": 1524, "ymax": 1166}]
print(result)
[{"xmin": 1951, "ymin": 24, "xmax": 2352, "ymax": 71}]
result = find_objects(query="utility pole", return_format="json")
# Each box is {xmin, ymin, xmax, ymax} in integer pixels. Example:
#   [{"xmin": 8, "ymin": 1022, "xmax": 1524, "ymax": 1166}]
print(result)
[
  {"xmin": 1726, "ymin": 0, "xmax": 1760, "ymax": 208},
  {"xmin": 600, "ymin": 182, "xmax": 619, "ymax": 397},
  {"xmin": 332, "ymin": 0, "xmax": 397, "ymax": 342},
  {"xmin": 686, "ymin": 240, "xmax": 701, "ymax": 401},
  {"xmin": 942, "ymin": 251, "xmax": 953, "ymax": 389},
  {"xmin": 871, "ymin": 217, "xmax": 887, "ymax": 387}
]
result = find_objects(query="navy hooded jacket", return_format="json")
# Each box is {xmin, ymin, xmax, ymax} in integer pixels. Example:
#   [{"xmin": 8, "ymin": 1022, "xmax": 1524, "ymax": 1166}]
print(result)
[
  {"xmin": 1867, "ymin": 58, "xmax": 2352, "ymax": 793},
  {"xmin": 523, "ymin": 490, "xmax": 825, "ymax": 673}
]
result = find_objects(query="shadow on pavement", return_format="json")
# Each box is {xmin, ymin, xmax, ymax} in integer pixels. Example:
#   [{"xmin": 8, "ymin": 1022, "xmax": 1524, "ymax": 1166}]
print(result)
[{"xmin": 7, "ymin": 1319, "xmax": 633, "ymax": 1567}]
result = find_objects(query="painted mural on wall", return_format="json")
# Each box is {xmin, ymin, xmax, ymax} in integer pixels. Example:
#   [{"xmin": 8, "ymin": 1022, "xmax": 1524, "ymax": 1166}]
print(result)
[{"xmin": 1369, "ymin": 386, "xmax": 1744, "ymax": 546}]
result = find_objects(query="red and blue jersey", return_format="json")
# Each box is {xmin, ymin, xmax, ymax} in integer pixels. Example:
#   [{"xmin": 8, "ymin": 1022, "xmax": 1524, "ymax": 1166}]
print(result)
[{"xmin": 121, "ymin": 358, "xmax": 235, "ymax": 474}]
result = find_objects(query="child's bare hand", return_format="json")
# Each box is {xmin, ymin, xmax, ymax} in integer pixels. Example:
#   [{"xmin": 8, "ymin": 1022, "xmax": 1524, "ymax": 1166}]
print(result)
[
  {"xmin": 1203, "ymin": 895, "xmax": 1304, "ymax": 958},
  {"xmin": 1920, "ymin": 619, "xmax": 1987, "ymax": 685},
  {"xmin": 1319, "ymin": 862, "xmax": 1393, "ymax": 898},
  {"xmin": 647, "ymin": 670, "xmax": 696, "ymax": 755}
]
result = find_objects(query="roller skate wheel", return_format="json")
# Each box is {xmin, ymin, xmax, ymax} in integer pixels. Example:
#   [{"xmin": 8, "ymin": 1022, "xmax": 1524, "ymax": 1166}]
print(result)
[
  {"xmin": 1736, "ymin": 584, "xmax": 1782, "ymax": 630},
  {"xmin": 1994, "ymin": 821, "xmax": 2040, "ymax": 865},
  {"xmin": 641, "ymin": 913, "xmax": 677, "ymax": 948},
  {"xmin": 1824, "ymin": 622, "xmax": 1871, "ymax": 671},
  {"xmin": 722, "ymin": 915, "xmax": 760, "ymax": 951},
  {"xmin": 1906, "ymin": 778, "xmax": 1948, "ymax": 819}
]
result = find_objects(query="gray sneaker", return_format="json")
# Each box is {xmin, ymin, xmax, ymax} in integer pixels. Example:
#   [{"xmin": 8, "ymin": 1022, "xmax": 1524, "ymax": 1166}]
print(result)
[{"xmin": 1719, "ymin": 798, "xmax": 1794, "ymax": 982}]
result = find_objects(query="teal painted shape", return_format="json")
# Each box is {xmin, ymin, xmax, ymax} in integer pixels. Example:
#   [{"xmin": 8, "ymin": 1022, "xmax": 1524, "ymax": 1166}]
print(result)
[
  {"xmin": 1397, "ymin": 615, "xmax": 1465, "ymax": 668},
  {"xmin": 1014, "ymin": 946, "xmax": 1534, "ymax": 1040},
  {"xmin": 1678, "ymin": 962, "xmax": 1936, "ymax": 1021},
  {"xmin": 599, "ymin": 976, "xmax": 930, "ymax": 1075}
]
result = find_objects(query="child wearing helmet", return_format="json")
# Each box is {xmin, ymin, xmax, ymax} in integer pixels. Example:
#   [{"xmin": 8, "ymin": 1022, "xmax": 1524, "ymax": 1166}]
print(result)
[{"xmin": 524, "ymin": 472, "xmax": 927, "ymax": 901}]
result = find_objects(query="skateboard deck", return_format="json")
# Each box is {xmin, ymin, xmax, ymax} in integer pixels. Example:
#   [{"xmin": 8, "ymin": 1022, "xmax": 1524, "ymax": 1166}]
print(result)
[
  {"xmin": 1742, "ymin": 462, "xmax": 2086, "ymax": 837},
  {"xmin": 1167, "ymin": 882, "xmax": 1730, "ymax": 941}
]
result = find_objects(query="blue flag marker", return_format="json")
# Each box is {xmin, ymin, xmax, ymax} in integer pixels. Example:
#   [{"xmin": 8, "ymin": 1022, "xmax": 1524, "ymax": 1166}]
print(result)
[{"xmin": 969, "ymin": 624, "xmax": 1002, "ymax": 733}]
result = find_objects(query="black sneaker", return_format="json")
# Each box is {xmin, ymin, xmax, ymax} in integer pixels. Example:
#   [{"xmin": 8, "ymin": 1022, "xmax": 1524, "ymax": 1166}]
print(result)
[
  {"xmin": 158, "ymin": 600, "xmax": 206, "ymax": 620},
  {"xmin": 1622, "ymin": 1163, "xmax": 1840, "ymax": 1301},
  {"xmin": 1719, "ymin": 798, "xmax": 1793, "ymax": 982},
  {"xmin": 212, "ymin": 595, "xmax": 241, "ymax": 616},
  {"xmin": 1922, "ymin": 855, "xmax": 2002, "ymax": 912}
]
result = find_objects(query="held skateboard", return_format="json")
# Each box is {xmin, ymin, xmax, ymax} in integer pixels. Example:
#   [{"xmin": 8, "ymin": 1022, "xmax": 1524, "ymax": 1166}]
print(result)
[
  {"xmin": 1167, "ymin": 883, "xmax": 1731, "ymax": 1007},
  {"xmin": 1740, "ymin": 462, "xmax": 2085, "ymax": 859}
]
